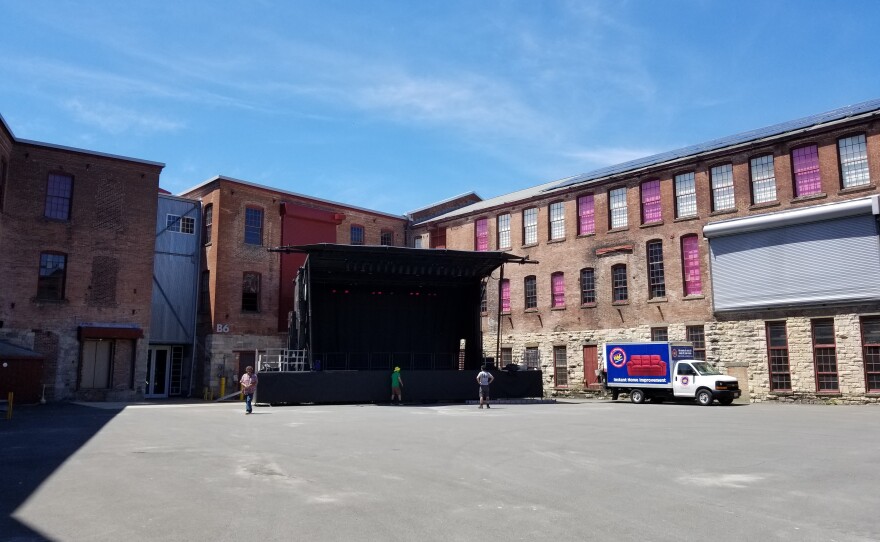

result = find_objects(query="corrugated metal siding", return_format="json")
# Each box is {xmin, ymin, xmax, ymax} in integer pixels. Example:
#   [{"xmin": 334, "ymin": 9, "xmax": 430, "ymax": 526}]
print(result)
[
  {"xmin": 151, "ymin": 196, "xmax": 201, "ymax": 343},
  {"xmin": 709, "ymin": 214, "xmax": 880, "ymax": 311}
]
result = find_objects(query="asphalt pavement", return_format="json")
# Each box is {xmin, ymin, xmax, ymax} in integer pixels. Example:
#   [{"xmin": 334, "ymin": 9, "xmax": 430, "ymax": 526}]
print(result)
[{"xmin": 2, "ymin": 399, "xmax": 879, "ymax": 542}]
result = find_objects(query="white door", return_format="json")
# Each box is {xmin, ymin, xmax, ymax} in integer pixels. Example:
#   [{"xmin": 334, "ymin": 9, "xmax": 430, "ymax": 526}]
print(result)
[
  {"xmin": 146, "ymin": 347, "xmax": 171, "ymax": 398},
  {"xmin": 673, "ymin": 362, "xmax": 697, "ymax": 397}
]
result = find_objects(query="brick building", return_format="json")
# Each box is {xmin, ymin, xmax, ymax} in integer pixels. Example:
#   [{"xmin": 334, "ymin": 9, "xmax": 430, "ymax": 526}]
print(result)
[
  {"xmin": 0, "ymin": 114, "xmax": 164, "ymax": 401},
  {"xmin": 410, "ymin": 98, "xmax": 880, "ymax": 403},
  {"xmin": 179, "ymin": 176, "xmax": 407, "ymax": 394}
]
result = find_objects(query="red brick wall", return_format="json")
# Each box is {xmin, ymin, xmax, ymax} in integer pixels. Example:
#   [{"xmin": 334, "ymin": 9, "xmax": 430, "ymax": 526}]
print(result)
[{"xmin": 0, "ymin": 141, "xmax": 161, "ymax": 400}]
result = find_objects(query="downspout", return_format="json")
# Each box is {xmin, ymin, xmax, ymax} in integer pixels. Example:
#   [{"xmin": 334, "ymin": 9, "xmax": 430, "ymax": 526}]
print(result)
[
  {"xmin": 187, "ymin": 201, "xmax": 202, "ymax": 397},
  {"xmin": 495, "ymin": 264, "xmax": 504, "ymax": 366}
]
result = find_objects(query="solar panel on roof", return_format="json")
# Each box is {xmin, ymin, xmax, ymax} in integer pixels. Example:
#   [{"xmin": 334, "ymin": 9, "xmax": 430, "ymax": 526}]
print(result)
[{"xmin": 545, "ymin": 97, "xmax": 880, "ymax": 193}]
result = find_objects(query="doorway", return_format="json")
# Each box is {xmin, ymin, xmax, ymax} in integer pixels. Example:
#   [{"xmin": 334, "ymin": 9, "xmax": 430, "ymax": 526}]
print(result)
[
  {"xmin": 146, "ymin": 347, "xmax": 170, "ymax": 398},
  {"xmin": 583, "ymin": 345, "xmax": 599, "ymax": 388}
]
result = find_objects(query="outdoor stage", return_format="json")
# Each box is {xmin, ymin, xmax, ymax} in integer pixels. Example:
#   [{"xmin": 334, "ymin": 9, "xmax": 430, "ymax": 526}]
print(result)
[{"xmin": 257, "ymin": 368, "xmax": 543, "ymax": 405}]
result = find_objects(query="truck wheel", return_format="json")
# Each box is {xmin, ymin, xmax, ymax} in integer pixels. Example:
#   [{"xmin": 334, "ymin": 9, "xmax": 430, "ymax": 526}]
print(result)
[
  {"xmin": 719, "ymin": 397, "xmax": 734, "ymax": 406},
  {"xmin": 630, "ymin": 389, "xmax": 646, "ymax": 404},
  {"xmin": 696, "ymin": 388, "xmax": 713, "ymax": 406}
]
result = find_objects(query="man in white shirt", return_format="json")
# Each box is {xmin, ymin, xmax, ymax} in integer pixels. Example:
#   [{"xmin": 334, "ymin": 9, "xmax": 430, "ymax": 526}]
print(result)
[{"xmin": 476, "ymin": 364, "xmax": 495, "ymax": 409}]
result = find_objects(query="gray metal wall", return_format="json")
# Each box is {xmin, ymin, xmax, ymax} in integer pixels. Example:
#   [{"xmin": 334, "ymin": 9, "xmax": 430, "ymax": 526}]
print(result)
[{"xmin": 151, "ymin": 195, "xmax": 201, "ymax": 343}]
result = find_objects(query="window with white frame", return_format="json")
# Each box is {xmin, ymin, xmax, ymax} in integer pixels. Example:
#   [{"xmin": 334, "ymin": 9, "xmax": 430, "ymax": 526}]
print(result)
[
  {"xmin": 553, "ymin": 346, "xmax": 568, "ymax": 387},
  {"xmin": 710, "ymin": 164, "xmax": 735, "ymax": 211},
  {"xmin": 750, "ymin": 155, "xmax": 777, "ymax": 204},
  {"xmin": 580, "ymin": 268, "xmax": 596, "ymax": 304},
  {"xmin": 611, "ymin": 264, "xmax": 628, "ymax": 302},
  {"xmin": 549, "ymin": 202, "xmax": 565, "ymax": 240},
  {"xmin": 647, "ymin": 239, "xmax": 665, "ymax": 299},
  {"xmin": 675, "ymin": 172, "xmax": 697, "ymax": 218},
  {"xmin": 524, "ymin": 275, "xmax": 537, "ymax": 309},
  {"xmin": 609, "ymin": 187, "xmax": 628, "ymax": 229},
  {"xmin": 166, "ymin": 214, "xmax": 195, "ymax": 234},
  {"xmin": 523, "ymin": 208, "xmax": 538, "ymax": 245},
  {"xmin": 497, "ymin": 213, "xmax": 511, "ymax": 249},
  {"xmin": 838, "ymin": 134, "xmax": 870, "ymax": 188}
]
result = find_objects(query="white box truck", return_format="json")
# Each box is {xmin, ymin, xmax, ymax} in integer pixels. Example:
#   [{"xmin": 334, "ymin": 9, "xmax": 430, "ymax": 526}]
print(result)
[{"xmin": 602, "ymin": 342, "xmax": 741, "ymax": 405}]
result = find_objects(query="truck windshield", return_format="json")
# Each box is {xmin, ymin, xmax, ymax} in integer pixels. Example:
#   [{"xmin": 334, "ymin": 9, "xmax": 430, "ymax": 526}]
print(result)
[{"xmin": 691, "ymin": 362, "xmax": 723, "ymax": 375}]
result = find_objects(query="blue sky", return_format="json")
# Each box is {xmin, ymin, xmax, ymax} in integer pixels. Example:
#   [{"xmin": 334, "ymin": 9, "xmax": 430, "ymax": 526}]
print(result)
[{"xmin": 2, "ymin": 1, "xmax": 878, "ymax": 215}]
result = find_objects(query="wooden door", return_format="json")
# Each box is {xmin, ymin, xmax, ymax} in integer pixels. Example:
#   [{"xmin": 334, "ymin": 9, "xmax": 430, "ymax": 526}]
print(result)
[{"xmin": 583, "ymin": 345, "xmax": 599, "ymax": 388}]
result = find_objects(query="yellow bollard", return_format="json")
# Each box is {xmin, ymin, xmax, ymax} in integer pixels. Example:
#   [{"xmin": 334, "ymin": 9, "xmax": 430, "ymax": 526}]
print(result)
[
  {"xmin": 6, "ymin": 392, "xmax": 12, "ymax": 420},
  {"xmin": 220, "ymin": 377, "xmax": 226, "ymax": 399}
]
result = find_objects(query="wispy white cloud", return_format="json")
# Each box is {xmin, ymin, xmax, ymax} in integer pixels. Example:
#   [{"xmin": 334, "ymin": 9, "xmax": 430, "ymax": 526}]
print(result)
[{"xmin": 64, "ymin": 99, "xmax": 184, "ymax": 134}]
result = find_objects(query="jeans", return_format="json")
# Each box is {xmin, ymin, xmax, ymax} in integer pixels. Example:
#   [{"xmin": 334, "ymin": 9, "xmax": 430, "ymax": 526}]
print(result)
[{"xmin": 245, "ymin": 393, "xmax": 253, "ymax": 413}]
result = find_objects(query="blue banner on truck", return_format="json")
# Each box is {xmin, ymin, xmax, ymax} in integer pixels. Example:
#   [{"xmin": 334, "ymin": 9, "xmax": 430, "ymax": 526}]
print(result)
[{"xmin": 605, "ymin": 343, "xmax": 675, "ymax": 386}]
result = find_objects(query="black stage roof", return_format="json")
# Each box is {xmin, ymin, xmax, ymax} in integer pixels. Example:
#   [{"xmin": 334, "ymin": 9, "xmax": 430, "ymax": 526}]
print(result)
[{"xmin": 269, "ymin": 243, "xmax": 533, "ymax": 285}]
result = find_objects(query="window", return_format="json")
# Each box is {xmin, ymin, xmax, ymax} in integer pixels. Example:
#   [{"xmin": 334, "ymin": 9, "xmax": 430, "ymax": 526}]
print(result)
[
  {"xmin": 792, "ymin": 145, "xmax": 822, "ymax": 197},
  {"xmin": 430, "ymin": 228, "xmax": 446, "ymax": 248},
  {"xmin": 812, "ymin": 319, "xmax": 838, "ymax": 392},
  {"xmin": 549, "ymin": 202, "xmax": 565, "ymax": 240},
  {"xmin": 203, "ymin": 204, "xmax": 213, "ymax": 244},
  {"xmin": 480, "ymin": 284, "xmax": 487, "ymax": 314},
  {"xmin": 244, "ymin": 207, "xmax": 263, "ymax": 245},
  {"xmin": 861, "ymin": 316, "xmax": 880, "ymax": 393},
  {"xmin": 524, "ymin": 275, "xmax": 537, "ymax": 309},
  {"xmin": 45, "ymin": 173, "xmax": 73, "ymax": 220},
  {"xmin": 500, "ymin": 279, "xmax": 510, "ymax": 312},
  {"xmin": 766, "ymin": 321, "xmax": 791, "ymax": 390},
  {"xmin": 551, "ymin": 272, "xmax": 565, "ymax": 308},
  {"xmin": 577, "ymin": 194, "xmax": 595, "ymax": 235},
  {"xmin": 242, "ymin": 272, "xmax": 261, "ymax": 312},
  {"xmin": 501, "ymin": 348, "xmax": 513, "ymax": 366},
  {"xmin": 609, "ymin": 187, "xmax": 628, "ymax": 229},
  {"xmin": 674, "ymin": 172, "xmax": 697, "ymax": 218},
  {"xmin": 553, "ymin": 346, "xmax": 568, "ymax": 387},
  {"xmin": 686, "ymin": 325, "xmax": 706, "ymax": 361},
  {"xmin": 0, "ymin": 157, "xmax": 7, "ymax": 212},
  {"xmin": 524, "ymin": 347, "xmax": 540, "ymax": 369},
  {"xmin": 838, "ymin": 134, "xmax": 870, "ymax": 188},
  {"xmin": 681, "ymin": 234, "xmax": 702, "ymax": 296},
  {"xmin": 651, "ymin": 327, "xmax": 668, "ymax": 342},
  {"xmin": 710, "ymin": 164, "xmax": 735, "ymax": 211},
  {"xmin": 475, "ymin": 218, "xmax": 488, "ymax": 251},
  {"xmin": 380, "ymin": 230, "xmax": 393, "ymax": 246},
  {"xmin": 647, "ymin": 240, "xmax": 665, "ymax": 299},
  {"xmin": 580, "ymin": 268, "xmax": 596, "ymax": 305},
  {"xmin": 497, "ymin": 214, "xmax": 511, "ymax": 249},
  {"xmin": 413, "ymin": 235, "xmax": 423, "ymax": 249},
  {"xmin": 166, "ymin": 214, "xmax": 195, "ymax": 234},
  {"xmin": 350, "ymin": 224, "xmax": 364, "ymax": 245},
  {"xmin": 750, "ymin": 155, "xmax": 777, "ymax": 204},
  {"xmin": 611, "ymin": 264, "xmax": 628, "ymax": 303},
  {"xmin": 199, "ymin": 271, "xmax": 210, "ymax": 314},
  {"xmin": 522, "ymin": 208, "xmax": 537, "ymax": 245},
  {"xmin": 37, "ymin": 252, "xmax": 67, "ymax": 300},
  {"xmin": 641, "ymin": 179, "xmax": 661, "ymax": 224}
]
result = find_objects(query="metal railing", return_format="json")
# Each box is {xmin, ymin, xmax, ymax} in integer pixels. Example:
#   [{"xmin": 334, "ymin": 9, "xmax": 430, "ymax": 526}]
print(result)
[{"xmin": 257, "ymin": 349, "xmax": 309, "ymax": 372}]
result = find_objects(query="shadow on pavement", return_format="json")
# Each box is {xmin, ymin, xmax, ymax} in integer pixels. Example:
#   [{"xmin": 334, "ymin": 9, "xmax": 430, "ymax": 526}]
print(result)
[{"xmin": 0, "ymin": 403, "xmax": 123, "ymax": 541}]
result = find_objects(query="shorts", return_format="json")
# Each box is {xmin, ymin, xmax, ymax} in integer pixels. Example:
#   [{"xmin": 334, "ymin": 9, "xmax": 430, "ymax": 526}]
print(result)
[{"xmin": 479, "ymin": 385, "xmax": 490, "ymax": 398}]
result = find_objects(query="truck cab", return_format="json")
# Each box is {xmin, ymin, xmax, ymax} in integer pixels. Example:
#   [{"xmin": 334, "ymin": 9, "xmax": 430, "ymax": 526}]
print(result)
[{"xmin": 671, "ymin": 360, "xmax": 740, "ymax": 406}]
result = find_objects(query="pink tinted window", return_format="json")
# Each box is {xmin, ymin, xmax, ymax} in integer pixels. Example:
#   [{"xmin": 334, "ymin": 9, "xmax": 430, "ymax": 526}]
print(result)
[
  {"xmin": 682, "ymin": 235, "xmax": 702, "ymax": 296},
  {"xmin": 792, "ymin": 145, "xmax": 822, "ymax": 197},
  {"xmin": 475, "ymin": 218, "xmax": 488, "ymax": 251},
  {"xmin": 577, "ymin": 195, "xmax": 595, "ymax": 235},
  {"xmin": 641, "ymin": 180, "xmax": 661, "ymax": 224},
  {"xmin": 501, "ymin": 279, "xmax": 510, "ymax": 312},
  {"xmin": 551, "ymin": 272, "xmax": 565, "ymax": 307}
]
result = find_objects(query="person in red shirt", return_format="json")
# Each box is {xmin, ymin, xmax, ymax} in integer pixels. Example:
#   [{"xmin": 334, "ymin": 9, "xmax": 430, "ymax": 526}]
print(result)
[{"xmin": 240, "ymin": 366, "xmax": 258, "ymax": 415}]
